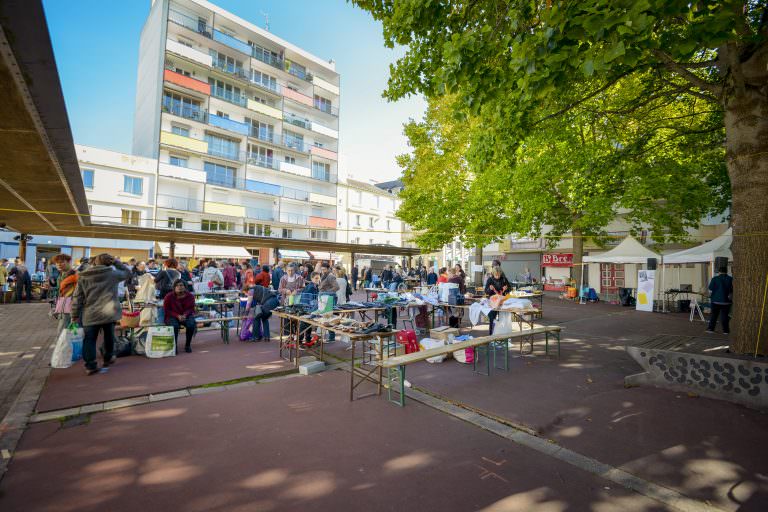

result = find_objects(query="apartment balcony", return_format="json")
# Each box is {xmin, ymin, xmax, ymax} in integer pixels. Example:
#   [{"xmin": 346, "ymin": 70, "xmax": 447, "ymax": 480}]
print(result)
[
  {"xmin": 309, "ymin": 192, "xmax": 336, "ymax": 206},
  {"xmin": 207, "ymin": 146, "xmax": 244, "ymax": 162},
  {"xmin": 313, "ymin": 101, "xmax": 339, "ymax": 117},
  {"xmin": 204, "ymin": 201, "xmax": 245, "ymax": 217},
  {"xmin": 281, "ymin": 186, "xmax": 310, "ymax": 201},
  {"xmin": 212, "ymin": 60, "xmax": 249, "ymax": 82},
  {"xmin": 282, "ymin": 136, "xmax": 310, "ymax": 154},
  {"xmin": 160, "ymin": 131, "xmax": 208, "ymax": 153},
  {"xmin": 249, "ymin": 126, "xmax": 275, "ymax": 145},
  {"xmin": 247, "ymin": 155, "xmax": 279, "ymax": 171},
  {"xmin": 166, "ymin": 38, "xmax": 212, "ymax": 67},
  {"xmin": 283, "ymin": 112, "xmax": 312, "ymax": 131},
  {"xmin": 285, "ymin": 61, "xmax": 312, "ymax": 82},
  {"xmin": 162, "ymin": 99, "xmax": 207, "ymax": 123},
  {"xmin": 252, "ymin": 48, "xmax": 284, "ymax": 71},
  {"xmin": 279, "ymin": 161, "xmax": 311, "ymax": 179},
  {"xmin": 246, "ymin": 98, "xmax": 282, "ymax": 120},
  {"xmin": 250, "ymin": 78, "xmax": 282, "ymax": 97},
  {"xmin": 210, "ymin": 85, "xmax": 248, "ymax": 108},
  {"xmin": 208, "ymin": 114, "xmax": 250, "ymax": 136},
  {"xmin": 309, "ymin": 145, "xmax": 338, "ymax": 161},
  {"xmin": 158, "ymin": 162, "xmax": 207, "ymax": 183},
  {"xmin": 212, "ymin": 28, "xmax": 252, "ymax": 57},
  {"xmin": 312, "ymin": 75, "xmax": 339, "ymax": 96},
  {"xmin": 280, "ymin": 212, "xmax": 309, "ymax": 225},
  {"xmin": 164, "ymin": 69, "xmax": 211, "ymax": 95},
  {"xmin": 309, "ymin": 216, "xmax": 336, "ymax": 229},
  {"xmin": 157, "ymin": 194, "xmax": 203, "ymax": 212},
  {"xmin": 245, "ymin": 207, "xmax": 275, "ymax": 221},
  {"xmin": 311, "ymin": 121, "xmax": 338, "ymax": 139},
  {"xmin": 311, "ymin": 167, "xmax": 337, "ymax": 183},
  {"xmin": 283, "ymin": 87, "xmax": 313, "ymax": 108},
  {"xmin": 168, "ymin": 9, "xmax": 212, "ymax": 39}
]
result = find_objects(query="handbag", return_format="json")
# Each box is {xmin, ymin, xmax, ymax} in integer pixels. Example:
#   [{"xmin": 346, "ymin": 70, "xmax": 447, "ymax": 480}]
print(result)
[{"xmin": 121, "ymin": 294, "xmax": 140, "ymax": 327}]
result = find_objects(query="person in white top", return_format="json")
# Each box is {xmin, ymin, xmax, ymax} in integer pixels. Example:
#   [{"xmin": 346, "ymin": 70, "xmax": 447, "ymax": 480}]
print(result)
[{"xmin": 334, "ymin": 266, "xmax": 348, "ymax": 305}]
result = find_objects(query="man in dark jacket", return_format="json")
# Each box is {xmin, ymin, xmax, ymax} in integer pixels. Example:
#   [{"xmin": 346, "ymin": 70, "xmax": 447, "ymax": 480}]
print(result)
[
  {"xmin": 271, "ymin": 262, "xmax": 285, "ymax": 291},
  {"xmin": 71, "ymin": 254, "xmax": 131, "ymax": 374},
  {"xmin": 707, "ymin": 267, "xmax": 733, "ymax": 334},
  {"xmin": 10, "ymin": 258, "xmax": 32, "ymax": 303},
  {"xmin": 381, "ymin": 265, "xmax": 393, "ymax": 289},
  {"xmin": 248, "ymin": 285, "xmax": 280, "ymax": 341},
  {"xmin": 426, "ymin": 268, "xmax": 438, "ymax": 286},
  {"xmin": 351, "ymin": 265, "xmax": 359, "ymax": 291}
]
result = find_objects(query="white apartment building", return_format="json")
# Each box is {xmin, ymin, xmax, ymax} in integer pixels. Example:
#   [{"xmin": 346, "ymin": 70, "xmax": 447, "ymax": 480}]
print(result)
[
  {"xmin": 337, "ymin": 179, "xmax": 403, "ymax": 249},
  {"xmin": 132, "ymin": 0, "xmax": 340, "ymax": 249}
]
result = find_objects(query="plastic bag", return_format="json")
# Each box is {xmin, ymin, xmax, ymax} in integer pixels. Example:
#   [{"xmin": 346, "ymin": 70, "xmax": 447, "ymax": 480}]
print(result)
[
  {"xmin": 145, "ymin": 326, "xmax": 176, "ymax": 358},
  {"xmin": 239, "ymin": 317, "xmax": 255, "ymax": 341},
  {"xmin": 51, "ymin": 325, "xmax": 74, "ymax": 368},
  {"xmin": 418, "ymin": 338, "xmax": 446, "ymax": 363},
  {"xmin": 492, "ymin": 312, "xmax": 514, "ymax": 336},
  {"xmin": 139, "ymin": 306, "xmax": 156, "ymax": 326}
]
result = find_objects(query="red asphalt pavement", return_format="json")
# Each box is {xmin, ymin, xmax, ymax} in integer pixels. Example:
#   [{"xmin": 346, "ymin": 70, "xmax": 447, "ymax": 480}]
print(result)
[{"xmin": 1, "ymin": 371, "xmax": 665, "ymax": 512}]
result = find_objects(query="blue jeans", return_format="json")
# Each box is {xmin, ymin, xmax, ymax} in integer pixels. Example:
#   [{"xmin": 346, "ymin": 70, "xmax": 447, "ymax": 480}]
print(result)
[
  {"xmin": 488, "ymin": 310, "xmax": 498, "ymax": 335},
  {"xmin": 254, "ymin": 297, "xmax": 279, "ymax": 340},
  {"xmin": 156, "ymin": 306, "xmax": 164, "ymax": 324}
]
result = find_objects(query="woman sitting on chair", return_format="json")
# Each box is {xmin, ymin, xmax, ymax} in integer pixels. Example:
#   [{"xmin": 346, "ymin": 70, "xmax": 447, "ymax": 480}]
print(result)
[{"xmin": 163, "ymin": 279, "xmax": 197, "ymax": 353}]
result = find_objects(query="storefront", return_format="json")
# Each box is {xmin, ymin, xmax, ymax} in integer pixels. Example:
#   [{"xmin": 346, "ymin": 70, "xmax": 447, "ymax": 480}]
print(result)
[{"xmin": 541, "ymin": 253, "xmax": 573, "ymax": 291}]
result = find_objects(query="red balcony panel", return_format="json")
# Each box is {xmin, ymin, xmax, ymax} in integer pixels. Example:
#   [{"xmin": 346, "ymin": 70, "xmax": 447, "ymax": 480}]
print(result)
[
  {"xmin": 283, "ymin": 87, "xmax": 313, "ymax": 107},
  {"xmin": 164, "ymin": 69, "xmax": 210, "ymax": 95},
  {"xmin": 309, "ymin": 216, "xmax": 336, "ymax": 228},
  {"xmin": 310, "ymin": 146, "xmax": 337, "ymax": 161}
]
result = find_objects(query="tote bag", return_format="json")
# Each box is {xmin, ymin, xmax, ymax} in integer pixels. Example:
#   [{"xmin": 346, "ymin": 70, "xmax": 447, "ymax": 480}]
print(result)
[{"xmin": 145, "ymin": 326, "xmax": 176, "ymax": 358}]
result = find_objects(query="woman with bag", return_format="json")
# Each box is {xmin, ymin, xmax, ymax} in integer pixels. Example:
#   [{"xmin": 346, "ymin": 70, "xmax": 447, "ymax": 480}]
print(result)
[
  {"xmin": 52, "ymin": 254, "xmax": 78, "ymax": 333},
  {"xmin": 484, "ymin": 266, "xmax": 511, "ymax": 335},
  {"xmin": 71, "ymin": 253, "xmax": 131, "ymax": 375},
  {"xmin": 201, "ymin": 260, "xmax": 224, "ymax": 290},
  {"xmin": 163, "ymin": 279, "xmax": 197, "ymax": 353},
  {"xmin": 246, "ymin": 285, "xmax": 279, "ymax": 342},
  {"xmin": 154, "ymin": 258, "xmax": 181, "ymax": 324}
]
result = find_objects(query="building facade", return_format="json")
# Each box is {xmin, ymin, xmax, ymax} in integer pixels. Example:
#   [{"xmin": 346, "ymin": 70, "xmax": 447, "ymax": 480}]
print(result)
[{"xmin": 132, "ymin": 0, "xmax": 340, "ymax": 253}]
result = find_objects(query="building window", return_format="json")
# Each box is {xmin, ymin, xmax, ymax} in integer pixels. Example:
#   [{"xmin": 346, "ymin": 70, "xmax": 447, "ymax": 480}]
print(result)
[
  {"xmin": 168, "ymin": 217, "xmax": 183, "ymax": 229},
  {"xmin": 204, "ymin": 161, "xmax": 236, "ymax": 187},
  {"xmin": 247, "ymin": 144, "xmax": 274, "ymax": 168},
  {"xmin": 201, "ymin": 219, "xmax": 234, "ymax": 232},
  {"xmin": 355, "ymin": 214, "xmax": 361, "ymax": 227},
  {"xmin": 171, "ymin": 125, "xmax": 190, "ymax": 137},
  {"xmin": 121, "ymin": 209, "xmax": 140, "ymax": 226},
  {"xmin": 250, "ymin": 69, "xmax": 278, "ymax": 91},
  {"xmin": 169, "ymin": 155, "xmax": 188, "ymax": 167},
  {"xmin": 370, "ymin": 238, "xmax": 375, "ymax": 245},
  {"xmin": 282, "ymin": 228, "xmax": 293, "ymax": 239},
  {"xmin": 123, "ymin": 176, "xmax": 143, "ymax": 195},
  {"xmin": 310, "ymin": 229, "xmax": 329, "ymax": 240},
  {"xmin": 81, "ymin": 169, "xmax": 94, "ymax": 189},
  {"xmin": 386, "ymin": 220, "xmax": 391, "ymax": 231},
  {"xmin": 284, "ymin": 156, "xmax": 295, "ymax": 164},
  {"xmin": 369, "ymin": 217, "xmax": 374, "ymax": 228},
  {"xmin": 204, "ymin": 133, "xmax": 240, "ymax": 160},
  {"xmin": 314, "ymin": 95, "xmax": 332, "ymax": 113},
  {"xmin": 282, "ymin": 129, "xmax": 304, "ymax": 151},
  {"xmin": 248, "ymin": 119, "xmax": 274, "ymax": 142},
  {"xmin": 177, "ymin": 38, "xmax": 192, "ymax": 48},
  {"xmin": 163, "ymin": 92, "xmax": 202, "ymax": 121},
  {"xmin": 245, "ymin": 223, "xmax": 271, "ymax": 236},
  {"xmin": 312, "ymin": 161, "xmax": 330, "ymax": 181},
  {"xmin": 352, "ymin": 190, "xmax": 362, "ymax": 205}
]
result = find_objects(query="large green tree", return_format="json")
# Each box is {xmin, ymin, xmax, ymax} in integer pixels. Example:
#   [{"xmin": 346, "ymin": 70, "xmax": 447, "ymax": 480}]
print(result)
[{"xmin": 354, "ymin": 0, "xmax": 765, "ymax": 354}]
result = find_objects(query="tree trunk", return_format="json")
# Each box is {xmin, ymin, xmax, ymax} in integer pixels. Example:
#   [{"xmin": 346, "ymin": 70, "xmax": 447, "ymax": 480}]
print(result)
[
  {"xmin": 571, "ymin": 228, "xmax": 584, "ymax": 290},
  {"xmin": 474, "ymin": 246, "xmax": 483, "ymax": 288},
  {"xmin": 724, "ymin": 46, "xmax": 768, "ymax": 355}
]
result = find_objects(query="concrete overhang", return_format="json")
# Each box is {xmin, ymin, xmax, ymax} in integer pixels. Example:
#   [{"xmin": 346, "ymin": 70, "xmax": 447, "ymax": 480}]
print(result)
[{"xmin": 0, "ymin": 1, "xmax": 420, "ymax": 258}]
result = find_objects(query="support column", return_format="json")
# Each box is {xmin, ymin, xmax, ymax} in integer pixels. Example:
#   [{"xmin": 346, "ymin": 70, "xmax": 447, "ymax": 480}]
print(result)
[
  {"xmin": 18, "ymin": 234, "xmax": 28, "ymax": 261},
  {"xmin": 169, "ymin": 240, "xmax": 176, "ymax": 259},
  {"xmin": 473, "ymin": 246, "xmax": 484, "ymax": 288}
]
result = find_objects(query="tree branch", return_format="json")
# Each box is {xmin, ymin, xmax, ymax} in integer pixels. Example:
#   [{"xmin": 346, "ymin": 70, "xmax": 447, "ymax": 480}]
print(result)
[{"xmin": 654, "ymin": 50, "xmax": 722, "ymax": 99}]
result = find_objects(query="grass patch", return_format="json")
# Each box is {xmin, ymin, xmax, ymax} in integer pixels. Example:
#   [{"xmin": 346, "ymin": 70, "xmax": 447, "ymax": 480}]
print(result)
[{"xmin": 196, "ymin": 369, "xmax": 297, "ymax": 389}]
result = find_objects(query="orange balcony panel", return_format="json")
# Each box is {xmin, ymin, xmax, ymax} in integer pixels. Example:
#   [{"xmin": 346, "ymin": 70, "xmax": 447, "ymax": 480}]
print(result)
[
  {"xmin": 283, "ymin": 87, "xmax": 313, "ymax": 107},
  {"xmin": 309, "ymin": 216, "xmax": 336, "ymax": 228},
  {"xmin": 310, "ymin": 146, "xmax": 337, "ymax": 161},
  {"xmin": 164, "ymin": 69, "xmax": 210, "ymax": 95}
]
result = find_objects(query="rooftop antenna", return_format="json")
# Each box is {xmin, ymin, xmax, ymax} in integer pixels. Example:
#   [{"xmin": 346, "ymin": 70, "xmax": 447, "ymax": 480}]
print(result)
[{"xmin": 260, "ymin": 11, "xmax": 270, "ymax": 31}]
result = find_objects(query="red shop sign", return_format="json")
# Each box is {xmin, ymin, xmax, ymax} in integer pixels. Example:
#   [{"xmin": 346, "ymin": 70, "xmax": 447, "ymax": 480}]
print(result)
[{"xmin": 542, "ymin": 253, "xmax": 573, "ymax": 267}]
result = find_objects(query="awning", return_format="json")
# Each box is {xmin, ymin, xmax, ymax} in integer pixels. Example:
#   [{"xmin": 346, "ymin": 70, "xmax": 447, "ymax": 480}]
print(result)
[
  {"xmin": 663, "ymin": 228, "xmax": 732, "ymax": 264},
  {"xmin": 278, "ymin": 249, "xmax": 310, "ymax": 259},
  {"xmin": 309, "ymin": 251, "xmax": 336, "ymax": 260},
  {"xmin": 583, "ymin": 236, "xmax": 661, "ymax": 264},
  {"xmin": 157, "ymin": 243, "xmax": 250, "ymax": 259}
]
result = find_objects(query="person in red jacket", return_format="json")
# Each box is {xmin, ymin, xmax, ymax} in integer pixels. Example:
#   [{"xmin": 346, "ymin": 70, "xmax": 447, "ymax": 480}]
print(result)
[
  {"xmin": 163, "ymin": 279, "xmax": 197, "ymax": 353},
  {"xmin": 253, "ymin": 265, "xmax": 271, "ymax": 288}
]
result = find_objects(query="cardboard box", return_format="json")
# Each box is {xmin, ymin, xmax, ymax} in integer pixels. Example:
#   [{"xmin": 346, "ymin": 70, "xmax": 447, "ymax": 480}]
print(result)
[{"xmin": 430, "ymin": 326, "xmax": 459, "ymax": 341}]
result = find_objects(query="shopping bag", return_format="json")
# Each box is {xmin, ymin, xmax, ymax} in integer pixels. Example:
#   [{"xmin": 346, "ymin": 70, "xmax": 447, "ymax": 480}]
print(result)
[
  {"xmin": 315, "ymin": 294, "xmax": 336, "ymax": 314},
  {"xmin": 492, "ymin": 311, "xmax": 514, "ymax": 336},
  {"xmin": 131, "ymin": 328, "xmax": 148, "ymax": 355},
  {"xmin": 51, "ymin": 325, "xmax": 75, "ymax": 368},
  {"xmin": 451, "ymin": 337, "xmax": 474, "ymax": 364},
  {"xmin": 145, "ymin": 326, "xmax": 176, "ymax": 358},
  {"xmin": 239, "ymin": 316, "xmax": 255, "ymax": 341},
  {"xmin": 139, "ymin": 306, "xmax": 156, "ymax": 326},
  {"xmin": 418, "ymin": 338, "xmax": 446, "ymax": 363}
]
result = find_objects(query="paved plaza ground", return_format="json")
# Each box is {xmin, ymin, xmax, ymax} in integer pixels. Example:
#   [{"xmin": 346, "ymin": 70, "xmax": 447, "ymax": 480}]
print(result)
[{"xmin": 0, "ymin": 293, "xmax": 766, "ymax": 511}]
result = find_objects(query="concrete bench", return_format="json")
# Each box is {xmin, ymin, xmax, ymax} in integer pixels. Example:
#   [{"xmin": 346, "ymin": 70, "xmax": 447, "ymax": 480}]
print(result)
[{"xmin": 380, "ymin": 326, "xmax": 562, "ymax": 406}]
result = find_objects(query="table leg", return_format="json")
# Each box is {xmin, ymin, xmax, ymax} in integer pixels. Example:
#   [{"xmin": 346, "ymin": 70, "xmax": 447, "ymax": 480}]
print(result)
[
  {"xmin": 377, "ymin": 335, "xmax": 383, "ymax": 396},
  {"xmin": 349, "ymin": 339, "xmax": 355, "ymax": 401},
  {"xmin": 398, "ymin": 365, "xmax": 406, "ymax": 406}
]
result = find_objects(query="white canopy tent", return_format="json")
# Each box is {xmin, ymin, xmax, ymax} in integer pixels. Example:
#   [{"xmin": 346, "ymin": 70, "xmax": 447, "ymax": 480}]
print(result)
[
  {"xmin": 663, "ymin": 228, "xmax": 732, "ymax": 264},
  {"xmin": 157, "ymin": 243, "xmax": 251, "ymax": 259},
  {"xmin": 580, "ymin": 236, "xmax": 663, "ymax": 306}
]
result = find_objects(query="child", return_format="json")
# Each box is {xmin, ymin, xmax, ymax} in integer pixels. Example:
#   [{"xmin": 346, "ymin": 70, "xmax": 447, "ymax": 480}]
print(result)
[{"xmin": 299, "ymin": 272, "xmax": 321, "ymax": 346}]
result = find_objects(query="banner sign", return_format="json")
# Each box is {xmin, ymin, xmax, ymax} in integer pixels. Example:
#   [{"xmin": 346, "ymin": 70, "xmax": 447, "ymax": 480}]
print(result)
[
  {"xmin": 636, "ymin": 270, "xmax": 655, "ymax": 312},
  {"xmin": 541, "ymin": 253, "xmax": 573, "ymax": 267}
]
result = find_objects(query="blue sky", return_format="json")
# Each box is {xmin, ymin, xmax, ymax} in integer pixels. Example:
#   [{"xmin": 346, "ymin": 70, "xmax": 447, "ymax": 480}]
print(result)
[{"xmin": 42, "ymin": 0, "xmax": 425, "ymax": 183}]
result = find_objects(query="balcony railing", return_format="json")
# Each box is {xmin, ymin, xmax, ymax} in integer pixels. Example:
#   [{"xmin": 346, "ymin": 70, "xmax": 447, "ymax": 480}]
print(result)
[
  {"xmin": 250, "ymin": 78, "xmax": 281, "ymax": 96},
  {"xmin": 210, "ymin": 85, "xmax": 248, "ymax": 108},
  {"xmin": 212, "ymin": 28, "xmax": 252, "ymax": 56},
  {"xmin": 280, "ymin": 186, "xmax": 310, "ymax": 201},
  {"xmin": 207, "ymin": 146, "xmax": 244, "ymax": 162},
  {"xmin": 280, "ymin": 212, "xmax": 309, "ymax": 225},
  {"xmin": 284, "ymin": 113, "xmax": 311, "ymax": 130},
  {"xmin": 282, "ymin": 136, "xmax": 309, "ymax": 153},
  {"xmin": 252, "ymin": 50, "xmax": 284, "ymax": 71},
  {"xmin": 168, "ymin": 9, "xmax": 212, "ymax": 39},
  {"xmin": 247, "ymin": 155, "xmax": 278, "ymax": 171},
  {"xmin": 285, "ymin": 62, "xmax": 312, "ymax": 82},
  {"xmin": 162, "ymin": 99, "xmax": 207, "ymax": 123},
  {"xmin": 208, "ymin": 114, "xmax": 249, "ymax": 136},
  {"xmin": 212, "ymin": 60, "xmax": 248, "ymax": 81},
  {"xmin": 245, "ymin": 207, "xmax": 274, "ymax": 221},
  {"xmin": 314, "ymin": 101, "xmax": 339, "ymax": 117},
  {"xmin": 157, "ymin": 194, "xmax": 204, "ymax": 212}
]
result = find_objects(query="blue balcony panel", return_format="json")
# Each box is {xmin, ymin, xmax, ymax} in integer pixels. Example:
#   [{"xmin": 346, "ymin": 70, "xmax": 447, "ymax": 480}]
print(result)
[{"xmin": 208, "ymin": 114, "xmax": 250, "ymax": 136}]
